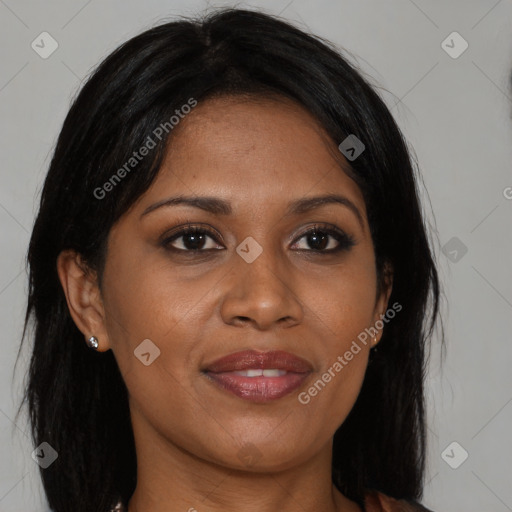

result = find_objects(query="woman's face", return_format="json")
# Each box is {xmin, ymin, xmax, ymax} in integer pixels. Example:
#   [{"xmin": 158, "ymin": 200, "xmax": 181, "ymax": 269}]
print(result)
[{"xmin": 77, "ymin": 95, "xmax": 392, "ymax": 472}]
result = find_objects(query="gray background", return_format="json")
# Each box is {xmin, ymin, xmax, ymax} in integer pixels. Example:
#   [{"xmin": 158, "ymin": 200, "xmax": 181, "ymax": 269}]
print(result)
[{"xmin": 1, "ymin": 0, "xmax": 512, "ymax": 511}]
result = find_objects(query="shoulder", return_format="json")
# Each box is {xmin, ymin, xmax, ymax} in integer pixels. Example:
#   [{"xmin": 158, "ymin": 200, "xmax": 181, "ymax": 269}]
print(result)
[{"xmin": 364, "ymin": 490, "xmax": 435, "ymax": 512}]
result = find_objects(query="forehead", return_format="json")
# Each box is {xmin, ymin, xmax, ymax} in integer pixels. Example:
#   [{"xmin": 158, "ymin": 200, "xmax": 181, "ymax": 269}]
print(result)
[{"xmin": 138, "ymin": 95, "xmax": 366, "ymax": 221}]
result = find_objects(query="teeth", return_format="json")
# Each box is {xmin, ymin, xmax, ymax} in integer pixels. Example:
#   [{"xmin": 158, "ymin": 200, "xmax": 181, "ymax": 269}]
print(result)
[
  {"xmin": 232, "ymin": 369, "xmax": 288, "ymax": 377},
  {"xmin": 243, "ymin": 369, "xmax": 263, "ymax": 377},
  {"xmin": 263, "ymin": 369, "xmax": 287, "ymax": 377}
]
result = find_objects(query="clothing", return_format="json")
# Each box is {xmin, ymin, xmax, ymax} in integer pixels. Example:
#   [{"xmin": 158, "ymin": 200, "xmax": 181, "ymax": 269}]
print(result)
[
  {"xmin": 111, "ymin": 490, "xmax": 433, "ymax": 511},
  {"xmin": 364, "ymin": 490, "xmax": 434, "ymax": 512}
]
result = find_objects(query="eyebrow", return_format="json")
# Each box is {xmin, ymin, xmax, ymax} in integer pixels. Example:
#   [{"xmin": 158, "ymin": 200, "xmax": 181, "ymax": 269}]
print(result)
[{"xmin": 140, "ymin": 193, "xmax": 365, "ymax": 230}]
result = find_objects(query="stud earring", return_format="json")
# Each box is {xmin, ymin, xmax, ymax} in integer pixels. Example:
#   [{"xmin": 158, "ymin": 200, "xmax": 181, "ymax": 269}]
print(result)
[{"xmin": 86, "ymin": 336, "xmax": 99, "ymax": 350}]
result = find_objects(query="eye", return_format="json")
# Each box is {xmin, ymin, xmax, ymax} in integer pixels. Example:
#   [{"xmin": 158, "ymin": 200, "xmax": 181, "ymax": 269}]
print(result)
[
  {"xmin": 160, "ymin": 223, "xmax": 356, "ymax": 255},
  {"xmin": 161, "ymin": 225, "xmax": 223, "ymax": 253},
  {"xmin": 291, "ymin": 224, "xmax": 356, "ymax": 254}
]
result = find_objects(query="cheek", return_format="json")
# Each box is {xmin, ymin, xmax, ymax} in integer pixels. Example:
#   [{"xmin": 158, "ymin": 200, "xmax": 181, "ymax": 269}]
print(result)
[
  {"xmin": 296, "ymin": 325, "xmax": 370, "ymax": 439},
  {"xmin": 100, "ymin": 247, "xmax": 226, "ymax": 402},
  {"xmin": 307, "ymin": 254, "xmax": 378, "ymax": 343},
  {"xmin": 101, "ymin": 250, "xmax": 201, "ymax": 341},
  {"xmin": 101, "ymin": 256, "xmax": 211, "ymax": 436},
  {"xmin": 99, "ymin": 257, "xmax": 192, "ymax": 387},
  {"xmin": 294, "ymin": 258, "xmax": 376, "ymax": 424}
]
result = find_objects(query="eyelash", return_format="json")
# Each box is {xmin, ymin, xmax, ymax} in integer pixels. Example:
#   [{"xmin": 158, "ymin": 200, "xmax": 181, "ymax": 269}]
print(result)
[{"xmin": 160, "ymin": 223, "xmax": 356, "ymax": 256}]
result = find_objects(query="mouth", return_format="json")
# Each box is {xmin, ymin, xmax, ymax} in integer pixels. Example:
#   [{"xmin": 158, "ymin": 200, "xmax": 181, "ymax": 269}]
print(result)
[{"xmin": 202, "ymin": 349, "xmax": 313, "ymax": 403}]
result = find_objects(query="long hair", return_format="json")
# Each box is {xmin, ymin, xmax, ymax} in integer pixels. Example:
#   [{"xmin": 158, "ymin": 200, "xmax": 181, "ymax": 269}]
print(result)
[{"xmin": 15, "ymin": 8, "xmax": 442, "ymax": 511}]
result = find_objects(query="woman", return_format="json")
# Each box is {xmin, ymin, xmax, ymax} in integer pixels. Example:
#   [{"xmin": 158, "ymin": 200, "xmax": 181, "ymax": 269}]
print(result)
[{"xmin": 16, "ymin": 8, "xmax": 441, "ymax": 512}]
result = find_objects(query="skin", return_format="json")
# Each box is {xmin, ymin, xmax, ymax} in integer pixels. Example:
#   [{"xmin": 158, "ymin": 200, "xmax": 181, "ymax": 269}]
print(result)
[{"xmin": 57, "ymin": 95, "xmax": 393, "ymax": 512}]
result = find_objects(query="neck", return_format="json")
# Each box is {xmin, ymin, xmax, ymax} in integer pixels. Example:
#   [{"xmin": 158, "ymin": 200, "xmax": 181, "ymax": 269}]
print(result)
[{"xmin": 126, "ymin": 409, "xmax": 361, "ymax": 512}]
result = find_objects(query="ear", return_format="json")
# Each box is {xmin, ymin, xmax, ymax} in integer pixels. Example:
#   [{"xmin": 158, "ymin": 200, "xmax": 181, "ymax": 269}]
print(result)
[
  {"xmin": 372, "ymin": 261, "xmax": 394, "ymax": 347},
  {"xmin": 56, "ymin": 250, "xmax": 111, "ymax": 352}
]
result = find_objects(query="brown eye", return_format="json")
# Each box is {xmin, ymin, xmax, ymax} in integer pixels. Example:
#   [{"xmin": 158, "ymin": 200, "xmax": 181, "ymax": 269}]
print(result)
[
  {"xmin": 160, "ymin": 223, "xmax": 355, "ymax": 255},
  {"xmin": 162, "ymin": 226, "xmax": 223, "ymax": 252},
  {"xmin": 292, "ymin": 224, "xmax": 356, "ymax": 254}
]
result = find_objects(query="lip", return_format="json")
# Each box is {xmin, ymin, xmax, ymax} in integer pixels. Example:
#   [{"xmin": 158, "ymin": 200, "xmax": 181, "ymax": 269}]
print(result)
[
  {"xmin": 204, "ymin": 349, "xmax": 313, "ymax": 373},
  {"xmin": 203, "ymin": 350, "xmax": 313, "ymax": 403}
]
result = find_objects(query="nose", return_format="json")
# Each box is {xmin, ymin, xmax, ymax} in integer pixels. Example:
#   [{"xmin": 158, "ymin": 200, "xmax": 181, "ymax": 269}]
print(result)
[{"xmin": 219, "ymin": 248, "xmax": 304, "ymax": 331}]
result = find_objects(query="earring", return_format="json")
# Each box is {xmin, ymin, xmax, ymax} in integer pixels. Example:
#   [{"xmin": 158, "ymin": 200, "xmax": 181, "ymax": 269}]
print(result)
[
  {"xmin": 86, "ymin": 336, "xmax": 99, "ymax": 350},
  {"xmin": 371, "ymin": 335, "xmax": 378, "ymax": 351}
]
